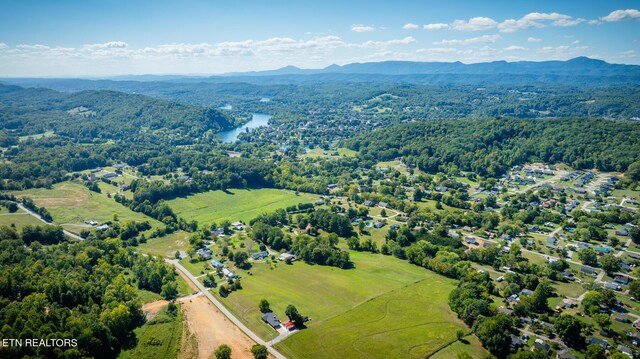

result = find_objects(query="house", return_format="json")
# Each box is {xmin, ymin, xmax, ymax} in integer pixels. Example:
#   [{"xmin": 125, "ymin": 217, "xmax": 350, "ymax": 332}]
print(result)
[
  {"xmin": 211, "ymin": 228, "xmax": 225, "ymax": 236},
  {"xmin": 120, "ymin": 184, "xmax": 131, "ymax": 191},
  {"xmin": 520, "ymin": 289, "xmax": 534, "ymax": 297},
  {"xmin": 102, "ymin": 172, "xmax": 118, "ymax": 179},
  {"xmin": 262, "ymin": 312, "xmax": 281, "ymax": 329},
  {"xmin": 84, "ymin": 220, "xmax": 98, "ymax": 226},
  {"xmin": 251, "ymin": 251, "xmax": 269, "ymax": 260},
  {"xmin": 464, "ymin": 236, "xmax": 478, "ymax": 245},
  {"xmin": 327, "ymin": 184, "xmax": 338, "ymax": 190},
  {"xmin": 378, "ymin": 202, "xmax": 388, "ymax": 208},
  {"xmin": 113, "ymin": 163, "xmax": 126, "ymax": 169},
  {"xmin": 363, "ymin": 200, "xmax": 375, "ymax": 207},
  {"xmin": 615, "ymin": 313, "xmax": 629, "ymax": 323},
  {"xmin": 628, "ymin": 252, "xmax": 640, "ymax": 260},
  {"xmin": 283, "ymin": 320, "xmax": 296, "ymax": 331},
  {"xmin": 372, "ymin": 221, "xmax": 385, "ymax": 229},
  {"xmin": 222, "ymin": 268, "xmax": 236, "ymax": 279},
  {"xmin": 617, "ymin": 345, "xmax": 633, "ymax": 357},
  {"xmin": 96, "ymin": 224, "xmax": 109, "ymax": 230},
  {"xmin": 510, "ymin": 334, "xmax": 523, "ymax": 348},
  {"xmin": 87, "ymin": 176, "xmax": 98, "ymax": 181},
  {"xmin": 534, "ymin": 339, "xmax": 551, "ymax": 353},
  {"xmin": 604, "ymin": 282, "xmax": 621, "ymax": 291},
  {"xmin": 588, "ymin": 337, "xmax": 610, "ymax": 349},
  {"xmin": 177, "ymin": 175, "xmax": 191, "ymax": 182},
  {"xmin": 547, "ymin": 237, "xmax": 558, "ymax": 245},
  {"xmin": 90, "ymin": 167, "xmax": 103, "ymax": 173},
  {"xmin": 562, "ymin": 298, "xmax": 577, "ymax": 308},
  {"xmin": 278, "ymin": 253, "xmax": 296, "ymax": 262},
  {"xmin": 507, "ymin": 294, "xmax": 519, "ymax": 302},
  {"xmin": 497, "ymin": 306, "xmax": 513, "ymax": 315},
  {"xmin": 595, "ymin": 246, "xmax": 612, "ymax": 254},
  {"xmin": 562, "ymin": 271, "xmax": 575, "ymax": 281},
  {"xmin": 211, "ymin": 259, "xmax": 224, "ymax": 268},
  {"xmin": 390, "ymin": 224, "xmax": 400, "ymax": 230},
  {"xmin": 198, "ymin": 251, "xmax": 211, "ymax": 260},
  {"xmin": 615, "ymin": 275, "xmax": 630, "ymax": 285},
  {"xmin": 616, "ymin": 228, "xmax": 630, "ymax": 236},
  {"xmin": 232, "ymin": 221, "xmax": 245, "ymax": 230}
]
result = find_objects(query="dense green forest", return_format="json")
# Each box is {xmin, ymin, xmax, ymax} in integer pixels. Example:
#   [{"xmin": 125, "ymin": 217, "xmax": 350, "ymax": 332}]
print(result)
[
  {"xmin": 0, "ymin": 226, "xmax": 178, "ymax": 358},
  {"xmin": 346, "ymin": 117, "xmax": 640, "ymax": 177}
]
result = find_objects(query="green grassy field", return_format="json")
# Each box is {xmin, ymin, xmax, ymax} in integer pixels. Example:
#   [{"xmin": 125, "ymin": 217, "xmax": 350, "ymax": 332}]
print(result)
[
  {"xmin": 302, "ymin": 147, "xmax": 357, "ymax": 159},
  {"xmin": 167, "ymin": 188, "xmax": 318, "ymax": 226},
  {"xmin": 12, "ymin": 181, "xmax": 162, "ymax": 233},
  {"xmin": 277, "ymin": 277, "xmax": 481, "ymax": 359},
  {"xmin": 138, "ymin": 231, "xmax": 190, "ymax": 258},
  {"xmin": 215, "ymin": 250, "xmax": 475, "ymax": 359},
  {"xmin": 118, "ymin": 304, "xmax": 183, "ymax": 359},
  {"xmin": 0, "ymin": 210, "xmax": 45, "ymax": 228},
  {"xmin": 430, "ymin": 334, "xmax": 489, "ymax": 359}
]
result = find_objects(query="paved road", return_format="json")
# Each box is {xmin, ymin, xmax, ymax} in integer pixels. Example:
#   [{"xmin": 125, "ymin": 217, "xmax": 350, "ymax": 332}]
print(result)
[
  {"xmin": 17, "ymin": 203, "xmax": 84, "ymax": 241},
  {"xmin": 166, "ymin": 259, "xmax": 288, "ymax": 359},
  {"xmin": 516, "ymin": 171, "xmax": 568, "ymax": 194}
]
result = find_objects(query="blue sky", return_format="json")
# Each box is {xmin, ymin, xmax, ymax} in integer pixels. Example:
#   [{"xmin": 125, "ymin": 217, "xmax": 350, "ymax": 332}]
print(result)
[{"xmin": 0, "ymin": 0, "xmax": 638, "ymax": 76}]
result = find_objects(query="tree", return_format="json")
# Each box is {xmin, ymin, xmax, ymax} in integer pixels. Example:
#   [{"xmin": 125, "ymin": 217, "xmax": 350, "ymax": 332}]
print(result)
[
  {"xmin": 285, "ymin": 304, "xmax": 304, "ymax": 327},
  {"xmin": 627, "ymin": 161, "xmax": 640, "ymax": 181},
  {"xmin": 380, "ymin": 209, "xmax": 387, "ymax": 217},
  {"xmin": 174, "ymin": 250, "xmax": 181, "ymax": 259},
  {"xmin": 593, "ymin": 313, "xmax": 611, "ymax": 331},
  {"xmin": 581, "ymin": 291, "xmax": 602, "ymax": 315},
  {"xmin": 234, "ymin": 251, "xmax": 249, "ymax": 268},
  {"xmin": 475, "ymin": 313, "xmax": 513, "ymax": 359},
  {"xmin": 578, "ymin": 248, "xmax": 598, "ymax": 266},
  {"xmin": 630, "ymin": 227, "xmax": 640, "ymax": 245},
  {"xmin": 251, "ymin": 344, "xmax": 268, "ymax": 359},
  {"xmin": 585, "ymin": 344, "xmax": 606, "ymax": 359},
  {"xmin": 554, "ymin": 314, "xmax": 584, "ymax": 348},
  {"xmin": 530, "ymin": 281, "xmax": 552, "ymax": 313},
  {"xmin": 258, "ymin": 299, "xmax": 270, "ymax": 314},
  {"xmin": 629, "ymin": 280, "xmax": 640, "ymax": 299},
  {"xmin": 600, "ymin": 254, "xmax": 621, "ymax": 275},
  {"xmin": 161, "ymin": 281, "xmax": 178, "ymax": 300},
  {"xmin": 214, "ymin": 344, "xmax": 232, "ymax": 359},
  {"xmin": 456, "ymin": 329, "xmax": 465, "ymax": 341}
]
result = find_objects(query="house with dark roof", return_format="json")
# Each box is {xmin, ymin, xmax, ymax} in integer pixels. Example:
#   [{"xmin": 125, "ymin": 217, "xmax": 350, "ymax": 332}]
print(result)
[
  {"xmin": 588, "ymin": 337, "xmax": 610, "ymax": 349},
  {"xmin": 262, "ymin": 312, "xmax": 281, "ymax": 329},
  {"xmin": 211, "ymin": 259, "xmax": 224, "ymax": 268},
  {"xmin": 604, "ymin": 282, "xmax": 621, "ymax": 291},
  {"xmin": 581, "ymin": 266, "xmax": 596, "ymax": 275},
  {"xmin": 618, "ymin": 345, "xmax": 632, "ymax": 357},
  {"xmin": 510, "ymin": 334, "xmax": 523, "ymax": 348},
  {"xmin": 251, "ymin": 251, "xmax": 269, "ymax": 260},
  {"xmin": 614, "ymin": 275, "xmax": 630, "ymax": 285},
  {"xmin": 534, "ymin": 339, "xmax": 550, "ymax": 353},
  {"xmin": 615, "ymin": 313, "xmax": 628, "ymax": 323}
]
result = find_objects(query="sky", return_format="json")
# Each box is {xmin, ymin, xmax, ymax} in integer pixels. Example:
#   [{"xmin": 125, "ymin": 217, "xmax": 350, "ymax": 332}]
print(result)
[{"xmin": 0, "ymin": 0, "xmax": 639, "ymax": 77}]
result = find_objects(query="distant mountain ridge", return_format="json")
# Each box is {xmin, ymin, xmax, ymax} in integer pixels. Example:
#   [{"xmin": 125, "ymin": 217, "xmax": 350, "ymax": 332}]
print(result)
[{"xmin": 221, "ymin": 57, "xmax": 639, "ymax": 78}]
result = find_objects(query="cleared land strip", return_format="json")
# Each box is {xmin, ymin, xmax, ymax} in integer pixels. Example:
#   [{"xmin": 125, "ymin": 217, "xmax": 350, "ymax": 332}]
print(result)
[
  {"xmin": 16, "ymin": 203, "xmax": 84, "ymax": 241},
  {"xmin": 166, "ymin": 258, "xmax": 288, "ymax": 359}
]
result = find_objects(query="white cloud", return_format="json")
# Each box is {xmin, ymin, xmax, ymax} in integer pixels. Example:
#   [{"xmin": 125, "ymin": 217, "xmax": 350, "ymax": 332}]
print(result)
[
  {"xmin": 436, "ymin": 34, "xmax": 501, "ymax": 45},
  {"xmin": 359, "ymin": 36, "xmax": 416, "ymax": 48},
  {"xmin": 423, "ymin": 23, "xmax": 450, "ymax": 30},
  {"xmin": 403, "ymin": 23, "xmax": 419, "ymax": 30},
  {"xmin": 451, "ymin": 17, "xmax": 498, "ymax": 31},
  {"xmin": 527, "ymin": 37, "xmax": 542, "ymax": 42},
  {"xmin": 601, "ymin": 9, "xmax": 640, "ymax": 22},
  {"xmin": 351, "ymin": 24, "xmax": 376, "ymax": 33},
  {"xmin": 504, "ymin": 45, "xmax": 527, "ymax": 51},
  {"xmin": 0, "ymin": 43, "xmax": 7, "ymax": 49},
  {"xmin": 416, "ymin": 47, "xmax": 458, "ymax": 54},
  {"xmin": 16, "ymin": 44, "xmax": 50, "ymax": 50},
  {"xmin": 498, "ymin": 12, "xmax": 583, "ymax": 32},
  {"xmin": 83, "ymin": 41, "xmax": 128, "ymax": 50}
]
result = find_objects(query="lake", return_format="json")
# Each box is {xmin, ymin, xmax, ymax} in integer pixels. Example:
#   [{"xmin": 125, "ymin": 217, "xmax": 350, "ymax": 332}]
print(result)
[{"xmin": 217, "ymin": 113, "xmax": 272, "ymax": 143}]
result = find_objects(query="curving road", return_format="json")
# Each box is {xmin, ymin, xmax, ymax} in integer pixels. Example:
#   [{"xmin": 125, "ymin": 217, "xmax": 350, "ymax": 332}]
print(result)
[
  {"xmin": 16, "ymin": 203, "xmax": 84, "ymax": 241},
  {"xmin": 165, "ymin": 258, "xmax": 288, "ymax": 359}
]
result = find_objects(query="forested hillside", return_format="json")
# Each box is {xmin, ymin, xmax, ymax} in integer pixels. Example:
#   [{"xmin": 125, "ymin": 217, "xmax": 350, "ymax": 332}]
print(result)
[
  {"xmin": 0, "ymin": 84, "xmax": 233, "ymax": 142},
  {"xmin": 346, "ymin": 117, "xmax": 640, "ymax": 177}
]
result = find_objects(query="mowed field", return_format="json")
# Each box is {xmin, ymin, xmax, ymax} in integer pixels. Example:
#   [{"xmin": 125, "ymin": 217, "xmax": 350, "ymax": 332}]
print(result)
[
  {"xmin": 217, "ymin": 251, "xmax": 487, "ymax": 358},
  {"xmin": 167, "ymin": 188, "xmax": 318, "ymax": 225},
  {"xmin": 0, "ymin": 208, "xmax": 46, "ymax": 228},
  {"xmin": 12, "ymin": 182, "xmax": 162, "ymax": 233}
]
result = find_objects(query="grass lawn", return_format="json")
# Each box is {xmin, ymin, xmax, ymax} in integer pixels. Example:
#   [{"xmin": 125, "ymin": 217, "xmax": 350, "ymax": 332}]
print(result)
[
  {"xmin": 167, "ymin": 188, "xmax": 318, "ymax": 226},
  {"xmin": 12, "ymin": 181, "xmax": 162, "ymax": 233},
  {"xmin": 0, "ymin": 210, "xmax": 45, "ymax": 228},
  {"xmin": 430, "ymin": 334, "xmax": 489, "ymax": 359},
  {"xmin": 276, "ymin": 277, "xmax": 477, "ymax": 359},
  {"xmin": 216, "ymin": 251, "xmax": 468, "ymax": 352},
  {"xmin": 138, "ymin": 231, "xmax": 190, "ymax": 258},
  {"xmin": 302, "ymin": 147, "xmax": 357, "ymax": 159},
  {"xmin": 118, "ymin": 304, "xmax": 183, "ymax": 359}
]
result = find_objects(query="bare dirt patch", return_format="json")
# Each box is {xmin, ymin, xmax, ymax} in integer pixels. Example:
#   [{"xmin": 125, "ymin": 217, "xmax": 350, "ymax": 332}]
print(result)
[
  {"xmin": 180, "ymin": 296, "xmax": 255, "ymax": 359},
  {"xmin": 141, "ymin": 300, "xmax": 168, "ymax": 321}
]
